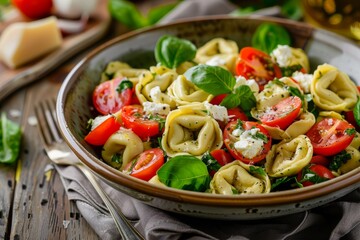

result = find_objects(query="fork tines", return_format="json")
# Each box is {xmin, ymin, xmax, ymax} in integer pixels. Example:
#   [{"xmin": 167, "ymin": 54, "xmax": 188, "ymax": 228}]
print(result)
[{"xmin": 35, "ymin": 99, "xmax": 63, "ymax": 145}]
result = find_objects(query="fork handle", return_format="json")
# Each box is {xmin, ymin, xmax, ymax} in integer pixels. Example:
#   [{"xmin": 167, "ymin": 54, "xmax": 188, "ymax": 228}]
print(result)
[{"xmin": 77, "ymin": 164, "xmax": 144, "ymax": 240}]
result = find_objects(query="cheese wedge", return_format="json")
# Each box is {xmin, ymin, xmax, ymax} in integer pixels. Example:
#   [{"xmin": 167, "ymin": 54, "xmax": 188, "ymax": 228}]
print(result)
[{"xmin": 0, "ymin": 16, "xmax": 63, "ymax": 69}]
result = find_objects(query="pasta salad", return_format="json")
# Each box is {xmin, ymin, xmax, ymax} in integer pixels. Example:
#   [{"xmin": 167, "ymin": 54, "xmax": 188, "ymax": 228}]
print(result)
[{"xmin": 85, "ymin": 29, "xmax": 360, "ymax": 195}]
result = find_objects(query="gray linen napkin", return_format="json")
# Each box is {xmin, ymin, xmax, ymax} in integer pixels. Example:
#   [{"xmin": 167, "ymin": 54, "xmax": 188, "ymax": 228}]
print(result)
[{"xmin": 56, "ymin": 0, "xmax": 360, "ymax": 239}]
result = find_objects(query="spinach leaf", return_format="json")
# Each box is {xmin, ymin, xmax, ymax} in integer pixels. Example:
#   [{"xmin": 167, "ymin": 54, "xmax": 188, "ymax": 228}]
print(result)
[
  {"xmin": 252, "ymin": 23, "xmax": 291, "ymax": 54},
  {"xmin": 108, "ymin": 0, "xmax": 148, "ymax": 29},
  {"xmin": 0, "ymin": 113, "xmax": 21, "ymax": 164},
  {"xmin": 353, "ymin": 98, "xmax": 360, "ymax": 126},
  {"xmin": 299, "ymin": 166, "xmax": 328, "ymax": 184},
  {"xmin": 157, "ymin": 155, "xmax": 210, "ymax": 192},
  {"xmin": 155, "ymin": 35, "xmax": 197, "ymax": 69},
  {"xmin": 184, "ymin": 65, "xmax": 235, "ymax": 95},
  {"xmin": 329, "ymin": 150, "xmax": 351, "ymax": 171}
]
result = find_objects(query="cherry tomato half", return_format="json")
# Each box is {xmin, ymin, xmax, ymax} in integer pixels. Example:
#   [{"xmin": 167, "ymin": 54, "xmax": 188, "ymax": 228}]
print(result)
[
  {"xmin": 12, "ymin": 0, "xmax": 52, "ymax": 19},
  {"xmin": 297, "ymin": 164, "xmax": 335, "ymax": 187},
  {"xmin": 84, "ymin": 115, "xmax": 121, "ymax": 146},
  {"xmin": 121, "ymin": 105, "xmax": 165, "ymax": 140},
  {"xmin": 227, "ymin": 107, "xmax": 248, "ymax": 122},
  {"xmin": 306, "ymin": 118, "xmax": 355, "ymax": 156},
  {"xmin": 210, "ymin": 149, "xmax": 234, "ymax": 166},
  {"xmin": 124, "ymin": 148, "xmax": 164, "ymax": 181},
  {"xmin": 223, "ymin": 121, "xmax": 272, "ymax": 164},
  {"xmin": 258, "ymin": 96, "xmax": 302, "ymax": 130},
  {"xmin": 236, "ymin": 47, "xmax": 282, "ymax": 90},
  {"xmin": 92, "ymin": 78, "xmax": 132, "ymax": 115},
  {"xmin": 310, "ymin": 155, "xmax": 330, "ymax": 167}
]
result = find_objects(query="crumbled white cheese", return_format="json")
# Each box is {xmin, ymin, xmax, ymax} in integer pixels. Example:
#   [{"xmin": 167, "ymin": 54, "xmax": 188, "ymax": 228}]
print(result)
[
  {"xmin": 143, "ymin": 101, "xmax": 170, "ymax": 115},
  {"xmin": 271, "ymin": 45, "xmax": 292, "ymax": 67},
  {"xmin": 206, "ymin": 56, "xmax": 226, "ymax": 67},
  {"xmin": 204, "ymin": 101, "xmax": 228, "ymax": 122},
  {"xmin": 233, "ymin": 128, "xmax": 265, "ymax": 159},
  {"xmin": 292, "ymin": 71, "xmax": 313, "ymax": 93},
  {"xmin": 149, "ymin": 86, "xmax": 163, "ymax": 102},
  {"xmin": 91, "ymin": 115, "xmax": 112, "ymax": 131},
  {"xmin": 232, "ymin": 128, "xmax": 243, "ymax": 137},
  {"xmin": 234, "ymin": 76, "xmax": 259, "ymax": 95}
]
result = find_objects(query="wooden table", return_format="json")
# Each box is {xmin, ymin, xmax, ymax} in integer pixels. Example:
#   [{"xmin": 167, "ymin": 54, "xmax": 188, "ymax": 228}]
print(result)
[{"xmin": 0, "ymin": 1, "xmax": 167, "ymax": 238}]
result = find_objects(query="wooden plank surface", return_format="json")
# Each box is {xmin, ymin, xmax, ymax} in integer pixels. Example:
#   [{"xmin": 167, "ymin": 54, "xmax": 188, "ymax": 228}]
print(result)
[{"xmin": 0, "ymin": 0, "xmax": 174, "ymax": 238}]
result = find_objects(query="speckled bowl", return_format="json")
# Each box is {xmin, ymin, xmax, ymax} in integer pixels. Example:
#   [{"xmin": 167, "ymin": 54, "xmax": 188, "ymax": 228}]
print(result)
[{"xmin": 56, "ymin": 16, "xmax": 360, "ymax": 220}]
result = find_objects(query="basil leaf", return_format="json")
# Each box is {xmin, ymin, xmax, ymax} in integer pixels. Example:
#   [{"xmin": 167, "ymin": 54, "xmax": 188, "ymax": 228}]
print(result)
[
  {"xmin": 155, "ymin": 35, "xmax": 197, "ymax": 69},
  {"xmin": 353, "ymin": 98, "xmax": 360, "ymax": 126},
  {"xmin": 220, "ymin": 93, "xmax": 241, "ymax": 109},
  {"xmin": 147, "ymin": 3, "xmax": 177, "ymax": 25},
  {"xmin": 249, "ymin": 166, "xmax": 266, "ymax": 177},
  {"xmin": 0, "ymin": 113, "xmax": 21, "ymax": 164},
  {"xmin": 281, "ymin": 0, "xmax": 303, "ymax": 20},
  {"xmin": 300, "ymin": 166, "xmax": 328, "ymax": 184},
  {"xmin": 235, "ymin": 85, "xmax": 256, "ymax": 111},
  {"xmin": 116, "ymin": 79, "xmax": 133, "ymax": 93},
  {"xmin": 157, "ymin": 155, "xmax": 210, "ymax": 192},
  {"xmin": 109, "ymin": 0, "xmax": 148, "ymax": 29},
  {"xmin": 252, "ymin": 23, "xmax": 291, "ymax": 54},
  {"xmin": 185, "ymin": 65, "xmax": 235, "ymax": 95}
]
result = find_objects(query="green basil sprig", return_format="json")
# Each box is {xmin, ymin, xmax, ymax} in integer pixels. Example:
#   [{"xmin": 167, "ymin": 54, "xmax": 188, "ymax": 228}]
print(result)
[
  {"xmin": 155, "ymin": 35, "xmax": 197, "ymax": 69},
  {"xmin": 252, "ymin": 23, "xmax": 291, "ymax": 54},
  {"xmin": 184, "ymin": 65, "xmax": 256, "ymax": 110},
  {"xmin": 0, "ymin": 113, "xmax": 21, "ymax": 164},
  {"xmin": 157, "ymin": 155, "xmax": 210, "ymax": 192}
]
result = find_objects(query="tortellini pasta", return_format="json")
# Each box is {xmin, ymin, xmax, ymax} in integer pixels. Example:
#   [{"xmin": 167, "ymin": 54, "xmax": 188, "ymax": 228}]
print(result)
[
  {"xmin": 262, "ymin": 111, "xmax": 315, "ymax": 140},
  {"xmin": 338, "ymin": 146, "xmax": 360, "ymax": 174},
  {"xmin": 195, "ymin": 38, "xmax": 238, "ymax": 73},
  {"xmin": 311, "ymin": 64, "xmax": 359, "ymax": 112},
  {"xmin": 102, "ymin": 128, "xmax": 144, "ymax": 170},
  {"xmin": 161, "ymin": 103, "xmax": 222, "ymax": 157},
  {"xmin": 135, "ymin": 65, "xmax": 178, "ymax": 108},
  {"xmin": 167, "ymin": 75, "xmax": 212, "ymax": 106},
  {"xmin": 265, "ymin": 135, "xmax": 313, "ymax": 177},
  {"xmin": 100, "ymin": 61, "xmax": 149, "ymax": 85},
  {"xmin": 252, "ymin": 77, "xmax": 302, "ymax": 113},
  {"xmin": 210, "ymin": 161, "xmax": 271, "ymax": 195}
]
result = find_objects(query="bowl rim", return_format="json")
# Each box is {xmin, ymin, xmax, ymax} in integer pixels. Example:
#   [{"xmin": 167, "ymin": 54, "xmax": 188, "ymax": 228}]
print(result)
[{"xmin": 57, "ymin": 15, "xmax": 360, "ymax": 208}]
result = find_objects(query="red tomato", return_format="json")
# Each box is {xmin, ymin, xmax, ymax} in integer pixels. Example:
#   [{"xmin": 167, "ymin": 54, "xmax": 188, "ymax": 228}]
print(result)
[
  {"xmin": 306, "ymin": 118, "xmax": 355, "ymax": 156},
  {"xmin": 223, "ymin": 121, "xmax": 272, "ymax": 164},
  {"xmin": 124, "ymin": 148, "xmax": 164, "ymax": 181},
  {"xmin": 210, "ymin": 149, "xmax": 234, "ymax": 166},
  {"xmin": 297, "ymin": 164, "xmax": 335, "ymax": 187},
  {"xmin": 121, "ymin": 105, "xmax": 165, "ymax": 140},
  {"xmin": 210, "ymin": 94, "xmax": 227, "ymax": 105},
  {"xmin": 236, "ymin": 47, "xmax": 282, "ymax": 90},
  {"xmin": 227, "ymin": 107, "xmax": 248, "ymax": 122},
  {"xmin": 12, "ymin": 0, "xmax": 52, "ymax": 19},
  {"xmin": 92, "ymin": 78, "xmax": 132, "ymax": 115},
  {"xmin": 344, "ymin": 111, "xmax": 360, "ymax": 132},
  {"xmin": 258, "ymin": 96, "xmax": 302, "ymax": 130},
  {"xmin": 310, "ymin": 155, "xmax": 330, "ymax": 167},
  {"xmin": 84, "ymin": 115, "xmax": 121, "ymax": 146}
]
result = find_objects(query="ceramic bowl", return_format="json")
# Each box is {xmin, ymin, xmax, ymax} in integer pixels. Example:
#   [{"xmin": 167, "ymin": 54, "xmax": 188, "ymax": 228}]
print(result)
[{"xmin": 56, "ymin": 16, "xmax": 360, "ymax": 220}]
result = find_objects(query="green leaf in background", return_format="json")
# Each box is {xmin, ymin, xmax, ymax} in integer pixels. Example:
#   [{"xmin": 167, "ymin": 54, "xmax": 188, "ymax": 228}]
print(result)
[
  {"xmin": 158, "ymin": 155, "xmax": 210, "ymax": 192},
  {"xmin": 184, "ymin": 65, "xmax": 235, "ymax": 95},
  {"xmin": 0, "ymin": 113, "xmax": 21, "ymax": 164},
  {"xmin": 281, "ymin": 0, "xmax": 303, "ymax": 20},
  {"xmin": 109, "ymin": 0, "xmax": 178, "ymax": 29},
  {"xmin": 229, "ymin": 6, "xmax": 256, "ymax": 17},
  {"xmin": 155, "ymin": 35, "xmax": 197, "ymax": 69},
  {"xmin": 108, "ymin": 0, "xmax": 148, "ymax": 29},
  {"xmin": 252, "ymin": 23, "xmax": 291, "ymax": 54},
  {"xmin": 147, "ymin": 3, "xmax": 177, "ymax": 25}
]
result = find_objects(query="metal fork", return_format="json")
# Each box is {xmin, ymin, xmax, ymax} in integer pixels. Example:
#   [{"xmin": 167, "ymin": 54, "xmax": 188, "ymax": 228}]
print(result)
[{"xmin": 35, "ymin": 99, "xmax": 144, "ymax": 240}]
